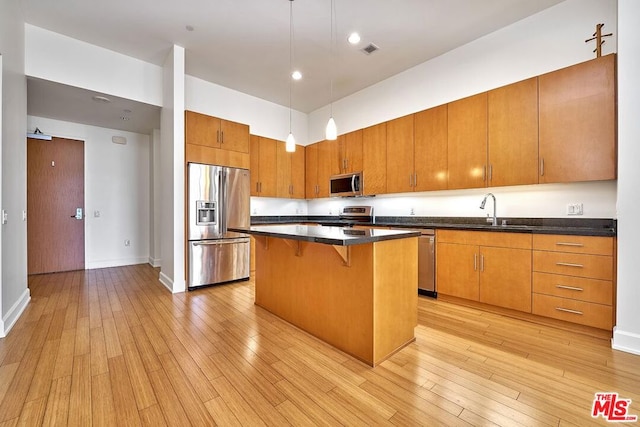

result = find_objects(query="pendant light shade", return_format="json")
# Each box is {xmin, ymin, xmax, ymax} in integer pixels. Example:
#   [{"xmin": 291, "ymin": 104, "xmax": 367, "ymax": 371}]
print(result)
[
  {"xmin": 286, "ymin": 132, "xmax": 296, "ymax": 152},
  {"xmin": 325, "ymin": 0, "xmax": 338, "ymax": 141},
  {"xmin": 325, "ymin": 117, "xmax": 337, "ymax": 140}
]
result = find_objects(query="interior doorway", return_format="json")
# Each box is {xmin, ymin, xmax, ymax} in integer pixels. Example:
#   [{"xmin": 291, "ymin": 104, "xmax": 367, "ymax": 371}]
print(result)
[{"xmin": 27, "ymin": 136, "xmax": 85, "ymax": 274}]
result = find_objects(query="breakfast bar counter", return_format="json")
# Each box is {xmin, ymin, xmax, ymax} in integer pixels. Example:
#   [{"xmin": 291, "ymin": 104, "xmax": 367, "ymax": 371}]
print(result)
[{"xmin": 238, "ymin": 224, "xmax": 419, "ymax": 366}]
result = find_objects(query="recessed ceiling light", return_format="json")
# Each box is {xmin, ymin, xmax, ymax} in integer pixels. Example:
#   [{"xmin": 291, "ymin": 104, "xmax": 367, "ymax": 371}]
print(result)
[
  {"xmin": 291, "ymin": 70, "xmax": 302, "ymax": 80},
  {"xmin": 120, "ymin": 116, "xmax": 131, "ymax": 121},
  {"xmin": 92, "ymin": 95, "xmax": 111, "ymax": 103},
  {"xmin": 348, "ymin": 32, "xmax": 361, "ymax": 45}
]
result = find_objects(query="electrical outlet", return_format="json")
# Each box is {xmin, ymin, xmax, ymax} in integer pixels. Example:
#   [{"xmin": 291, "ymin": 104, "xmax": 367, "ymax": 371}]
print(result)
[
  {"xmin": 329, "ymin": 209, "xmax": 333, "ymax": 215},
  {"xmin": 410, "ymin": 207, "xmax": 415, "ymax": 215},
  {"xmin": 1, "ymin": 210, "xmax": 7, "ymax": 225},
  {"xmin": 94, "ymin": 210, "xmax": 101, "ymax": 218},
  {"xmin": 252, "ymin": 208, "xmax": 257, "ymax": 215},
  {"xmin": 567, "ymin": 203, "xmax": 584, "ymax": 215},
  {"xmin": 124, "ymin": 239, "xmax": 131, "ymax": 247},
  {"xmin": 22, "ymin": 211, "xmax": 27, "ymax": 221}
]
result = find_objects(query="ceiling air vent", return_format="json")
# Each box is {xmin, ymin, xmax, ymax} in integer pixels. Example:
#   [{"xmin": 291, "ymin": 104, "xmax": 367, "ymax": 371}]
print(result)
[{"xmin": 361, "ymin": 43, "xmax": 379, "ymax": 55}]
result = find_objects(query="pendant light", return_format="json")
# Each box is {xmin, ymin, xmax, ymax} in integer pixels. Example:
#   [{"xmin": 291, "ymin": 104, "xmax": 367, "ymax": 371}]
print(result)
[
  {"xmin": 286, "ymin": 0, "xmax": 296, "ymax": 153},
  {"xmin": 325, "ymin": 0, "xmax": 338, "ymax": 141}
]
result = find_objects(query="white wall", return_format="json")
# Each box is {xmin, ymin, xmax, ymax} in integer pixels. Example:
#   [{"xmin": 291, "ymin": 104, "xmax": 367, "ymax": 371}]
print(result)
[
  {"xmin": 613, "ymin": 0, "xmax": 640, "ymax": 355},
  {"xmin": 26, "ymin": 116, "xmax": 151, "ymax": 269},
  {"xmin": 149, "ymin": 129, "xmax": 162, "ymax": 267},
  {"xmin": 25, "ymin": 25, "xmax": 163, "ymax": 107},
  {"xmin": 185, "ymin": 75, "xmax": 308, "ymax": 145},
  {"xmin": 0, "ymin": 2, "xmax": 30, "ymax": 337}
]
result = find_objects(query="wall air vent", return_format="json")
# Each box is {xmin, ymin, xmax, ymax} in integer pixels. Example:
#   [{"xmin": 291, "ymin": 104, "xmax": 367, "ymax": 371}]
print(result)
[{"xmin": 361, "ymin": 43, "xmax": 379, "ymax": 55}]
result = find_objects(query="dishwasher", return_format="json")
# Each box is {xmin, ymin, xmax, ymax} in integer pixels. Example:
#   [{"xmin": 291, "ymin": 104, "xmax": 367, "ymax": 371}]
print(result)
[{"xmin": 418, "ymin": 229, "xmax": 436, "ymax": 297}]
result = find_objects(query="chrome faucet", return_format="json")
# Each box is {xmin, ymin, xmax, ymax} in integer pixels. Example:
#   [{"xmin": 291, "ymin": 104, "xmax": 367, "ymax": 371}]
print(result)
[{"xmin": 480, "ymin": 193, "xmax": 497, "ymax": 226}]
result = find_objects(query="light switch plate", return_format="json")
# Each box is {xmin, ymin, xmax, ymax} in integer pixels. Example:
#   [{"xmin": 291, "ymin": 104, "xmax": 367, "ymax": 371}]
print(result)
[
  {"xmin": 1, "ymin": 210, "xmax": 7, "ymax": 225},
  {"xmin": 567, "ymin": 203, "xmax": 584, "ymax": 215}
]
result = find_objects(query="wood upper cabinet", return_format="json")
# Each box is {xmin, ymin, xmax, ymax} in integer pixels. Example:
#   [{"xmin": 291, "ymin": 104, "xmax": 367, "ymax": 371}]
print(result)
[
  {"xmin": 276, "ymin": 142, "xmax": 305, "ymax": 199},
  {"xmin": 362, "ymin": 123, "xmax": 387, "ymax": 196},
  {"xmin": 337, "ymin": 130, "xmax": 363, "ymax": 174},
  {"xmin": 539, "ymin": 54, "xmax": 616, "ymax": 183},
  {"xmin": 185, "ymin": 111, "xmax": 249, "ymax": 153},
  {"xmin": 414, "ymin": 105, "xmax": 448, "ymax": 192},
  {"xmin": 487, "ymin": 77, "xmax": 539, "ymax": 187},
  {"xmin": 447, "ymin": 92, "xmax": 488, "ymax": 190},
  {"xmin": 317, "ymin": 139, "xmax": 340, "ymax": 198},
  {"xmin": 436, "ymin": 230, "xmax": 532, "ymax": 313},
  {"xmin": 249, "ymin": 135, "xmax": 277, "ymax": 197},
  {"xmin": 305, "ymin": 143, "xmax": 319, "ymax": 198},
  {"xmin": 386, "ymin": 114, "xmax": 415, "ymax": 194}
]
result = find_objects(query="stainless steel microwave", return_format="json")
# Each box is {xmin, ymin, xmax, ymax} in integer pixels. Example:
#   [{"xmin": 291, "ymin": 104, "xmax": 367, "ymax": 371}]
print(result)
[{"xmin": 330, "ymin": 172, "xmax": 363, "ymax": 197}]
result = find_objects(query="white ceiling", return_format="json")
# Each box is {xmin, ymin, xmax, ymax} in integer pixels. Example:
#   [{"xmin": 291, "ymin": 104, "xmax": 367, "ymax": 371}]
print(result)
[{"xmin": 24, "ymin": 0, "xmax": 565, "ymax": 134}]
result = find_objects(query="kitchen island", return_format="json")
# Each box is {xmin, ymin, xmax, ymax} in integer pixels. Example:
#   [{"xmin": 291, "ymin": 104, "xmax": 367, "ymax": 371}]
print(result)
[{"xmin": 242, "ymin": 224, "xmax": 420, "ymax": 366}]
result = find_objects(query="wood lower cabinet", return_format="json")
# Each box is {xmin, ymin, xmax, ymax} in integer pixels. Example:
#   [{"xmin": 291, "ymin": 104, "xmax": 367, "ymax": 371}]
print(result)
[
  {"xmin": 538, "ymin": 54, "xmax": 616, "ymax": 183},
  {"xmin": 532, "ymin": 234, "xmax": 614, "ymax": 330},
  {"xmin": 436, "ymin": 230, "xmax": 532, "ymax": 312}
]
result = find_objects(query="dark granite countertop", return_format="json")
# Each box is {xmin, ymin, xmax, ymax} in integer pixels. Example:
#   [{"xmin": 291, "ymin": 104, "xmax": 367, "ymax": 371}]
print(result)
[
  {"xmin": 233, "ymin": 224, "xmax": 420, "ymax": 246},
  {"xmin": 250, "ymin": 216, "xmax": 616, "ymax": 237}
]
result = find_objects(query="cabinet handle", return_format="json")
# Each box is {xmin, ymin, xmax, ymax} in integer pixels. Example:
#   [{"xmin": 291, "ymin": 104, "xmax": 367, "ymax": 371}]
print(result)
[
  {"xmin": 414, "ymin": 173, "xmax": 417, "ymax": 188},
  {"xmin": 474, "ymin": 253, "xmax": 478, "ymax": 271},
  {"xmin": 540, "ymin": 158, "xmax": 545, "ymax": 176},
  {"xmin": 482, "ymin": 165, "xmax": 486, "ymax": 181},
  {"xmin": 217, "ymin": 130, "xmax": 220, "ymax": 143},
  {"xmin": 555, "ymin": 307, "xmax": 583, "ymax": 315},
  {"xmin": 489, "ymin": 165, "xmax": 493, "ymax": 181},
  {"xmin": 259, "ymin": 182, "xmax": 262, "ymax": 193},
  {"xmin": 556, "ymin": 262, "xmax": 584, "ymax": 268},
  {"xmin": 480, "ymin": 254, "xmax": 484, "ymax": 272},
  {"xmin": 556, "ymin": 285, "xmax": 584, "ymax": 292},
  {"xmin": 256, "ymin": 182, "xmax": 259, "ymax": 193},
  {"xmin": 345, "ymin": 159, "xmax": 348, "ymax": 171},
  {"xmin": 556, "ymin": 242, "xmax": 584, "ymax": 247}
]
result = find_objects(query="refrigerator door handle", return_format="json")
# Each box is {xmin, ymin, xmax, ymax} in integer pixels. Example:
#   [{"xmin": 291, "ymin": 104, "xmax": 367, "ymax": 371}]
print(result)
[
  {"xmin": 219, "ymin": 169, "xmax": 226, "ymax": 233},
  {"xmin": 193, "ymin": 238, "xmax": 249, "ymax": 246}
]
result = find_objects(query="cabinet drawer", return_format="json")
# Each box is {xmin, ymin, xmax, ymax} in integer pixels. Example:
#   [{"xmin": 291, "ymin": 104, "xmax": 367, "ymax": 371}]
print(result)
[
  {"xmin": 532, "ymin": 234, "xmax": 613, "ymax": 255},
  {"xmin": 532, "ymin": 272, "xmax": 612, "ymax": 305},
  {"xmin": 437, "ymin": 230, "xmax": 531, "ymax": 249},
  {"xmin": 532, "ymin": 293, "xmax": 612, "ymax": 330},
  {"xmin": 533, "ymin": 251, "xmax": 613, "ymax": 280}
]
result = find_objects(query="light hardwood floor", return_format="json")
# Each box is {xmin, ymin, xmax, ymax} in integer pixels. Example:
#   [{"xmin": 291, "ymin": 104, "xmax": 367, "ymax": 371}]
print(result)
[{"xmin": 1, "ymin": 264, "xmax": 638, "ymax": 426}]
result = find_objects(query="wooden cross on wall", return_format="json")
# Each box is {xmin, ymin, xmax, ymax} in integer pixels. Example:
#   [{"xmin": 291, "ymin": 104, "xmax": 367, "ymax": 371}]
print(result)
[{"xmin": 585, "ymin": 23, "xmax": 612, "ymax": 58}]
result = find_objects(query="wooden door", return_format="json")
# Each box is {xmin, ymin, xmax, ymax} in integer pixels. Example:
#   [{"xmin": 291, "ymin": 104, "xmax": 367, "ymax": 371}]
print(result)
[
  {"xmin": 249, "ymin": 135, "xmax": 261, "ymax": 196},
  {"xmin": 362, "ymin": 123, "xmax": 387, "ymax": 195},
  {"xmin": 27, "ymin": 137, "xmax": 85, "ymax": 274},
  {"xmin": 340, "ymin": 129, "xmax": 363, "ymax": 173},
  {"xmin": 385, "ymin": 114, "xmax": 415, "ymax": 194},
  {"xmin": 479, "ymin": 246, "xmax": 532, "ymax": 312},
  {"xmin": 220, "ymin": 119, "xmax": 250, "ymax": 153},
  {"xmin": 317, "ymin": 140, "xmax": 339, "ymax": 198},
  {"xmin": 488, "ymin": 77, "xmax": 539, "ymax": 187},
  {"xmin": 539, "ymin": 54, "xmax": 616, "ymax": 183},
  {"xmin": 448, "ymin": 92, "xmax": 488, "ymax": 190},
  {"xmin": 305, "ymin": 143, "xmax": 319, "ymax": 198},
  {"xmin": 414, "ymin": 105, "xmax": 448, "ymax": 191},
  {"xmin": 436, "ymin": 243, "xmax": 479, "ymax": 300},
  {"xmin": 290, "ymin": 146, "xmax": 306, "ymax": 199},
  {"xmin": 185, "ymin": 111, "xmax": 219, "ymax": 148},
  {"xmin": 258, "ymin": 137, "xmax": 278, "ymax": 197},
  {"xmin": 276, "ymin": 141, "xmax": 292, "ymax": 198}
]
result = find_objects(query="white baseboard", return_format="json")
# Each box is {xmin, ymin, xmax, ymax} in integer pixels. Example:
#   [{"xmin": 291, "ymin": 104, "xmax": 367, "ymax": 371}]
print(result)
[
  {"xmin": 86, "ymin": 257, "xmax": 148, "ymax": 270},
  {"xmin": 148, "ymin": 257, "xmax": 161, "ymax": 268},
  {"xmin": 612, "ymin": 327, "xmax": 640, "ymax": 356},
  {"xmin": 158, "ymin": 271, "xmax": 174, "ymax": 292},
  {"xmin": 1, "ymin": 288, "xmax": 31, "ymax": 338}
]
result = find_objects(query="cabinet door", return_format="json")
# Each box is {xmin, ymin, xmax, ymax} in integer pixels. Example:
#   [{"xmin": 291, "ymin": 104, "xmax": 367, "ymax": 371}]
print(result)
[
  {"xmin": 448, "ymin": 92, "xmax": 488, "ymax": 190},
  {"xmin": 339, "ymin": 129, "xmax": 363, "ymax": 173},
  {"xmin": 291, "ymin": 146, "xmax": 306, "ymax": 199},
  {"xmin": 386, "ymin": 114, "xmax": 415, "ymax": 193},
  {"xmin": 414, "ymin": 105, "xmax": 448, "ymax": 191},
  {"xmin": 362, "ymin": 123, "xmax": 387, "ymax": 196},
  {"xmin": 276, "ymin": 141, "xmax": 292, "ymax": 198},
  {"xmin": 539, "ymin": 54, "xmax": 616, "ymax": 183},
  {"xmin": 249, "ymin": 135, "xmax": 261, "ymax": 196},
  {"xmin": 258, "ymin": 137, "xmax": 278, "ymax": 197},
  {"xmin": 488, "ymin": 77, "xmax": 539, "ymax": 187},
  {"xmin": 436, "ymin": 243, "xmax": 479, "ymax": 301},
  {"xmin": 317, "ymin": 140, "xmax": 339, "ymax": 198},
  {"xmin": 305, "ymin": 143, "xmax": 319, "ymax": 198},
  {"xmin": 479, "ymin": 246, "xmax": 532, "ymax": 312},
  {"xmin": 185, "ymin": 111, "xmax": 219, "ymax": 148},
  {"xmin": 220, "ymin": 119, "xmax": 250, "ymax": 153}
]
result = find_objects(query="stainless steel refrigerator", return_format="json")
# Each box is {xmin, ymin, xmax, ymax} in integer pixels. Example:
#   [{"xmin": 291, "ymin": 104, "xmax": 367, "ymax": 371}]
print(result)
[{"xmin": 187, "ymin": 163, "xmax": 250, "ymax": 289}]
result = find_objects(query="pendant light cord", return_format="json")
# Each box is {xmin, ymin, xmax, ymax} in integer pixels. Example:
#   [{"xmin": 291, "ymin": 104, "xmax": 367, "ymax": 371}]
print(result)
[
  {"xmin": 329, "ymin": 0, "xmax": 335, "ymax": 116},
  {"xmin": 289, "ymin": 0, "xmax": 294, "ymax": 133}
]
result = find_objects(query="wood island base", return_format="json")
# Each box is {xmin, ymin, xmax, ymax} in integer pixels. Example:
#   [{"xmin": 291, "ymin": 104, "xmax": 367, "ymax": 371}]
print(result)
[{"xmin": 253, "ymin": 235, "xmax": 418, "ymax": 366}]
